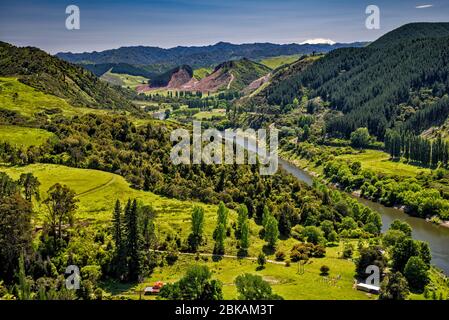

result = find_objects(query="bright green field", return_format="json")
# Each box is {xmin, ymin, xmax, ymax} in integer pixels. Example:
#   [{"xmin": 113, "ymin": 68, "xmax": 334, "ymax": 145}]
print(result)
[
  {"xmin": 336, "ymin": 149, "xmax": 430, "ymax": 177},
  {"xmin": 0, "ymin": 77, "xmax": 107, "ymax": 118},
  {"xmin": 193, "ymin": 109, "xmax": 226, "ymax": 120},
  {"xmin": 259, "ymin": 55, "xmax": 301, "ymax": 69},
  {"xmin": 193, "ymin": 67, "xmax": 213, "ymax": 80},
  {"xmin": 101, "ymin": 71, "xmax": 148, "ymax": 89},
  {"xmin": 112, "ymin": 244, "xmax": 371, "ymax": 300},
  {"xmin": 0, "ymin": 125, "xmax": 55, "ymax": 147}
]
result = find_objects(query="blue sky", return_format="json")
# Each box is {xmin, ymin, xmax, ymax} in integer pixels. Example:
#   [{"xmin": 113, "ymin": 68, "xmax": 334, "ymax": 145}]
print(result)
[{"xmin": 1, "ymin": 0, "xmax": 448, "ymax": 53}]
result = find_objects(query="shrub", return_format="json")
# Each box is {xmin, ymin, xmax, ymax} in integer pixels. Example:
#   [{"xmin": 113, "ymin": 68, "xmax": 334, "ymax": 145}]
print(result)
[
  {"xmin": 275, "ymin": 250, "xmax": 286, "ymax": 261},
  {"xmin": 320, "ymin": 265, "xmax": 330, "ymax": 276}
]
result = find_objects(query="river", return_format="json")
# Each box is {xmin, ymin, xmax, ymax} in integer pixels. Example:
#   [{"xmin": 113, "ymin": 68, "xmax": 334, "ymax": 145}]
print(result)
[{"xmin": 227, "ymin": 134, "xmax": 449, "ymax": 275}]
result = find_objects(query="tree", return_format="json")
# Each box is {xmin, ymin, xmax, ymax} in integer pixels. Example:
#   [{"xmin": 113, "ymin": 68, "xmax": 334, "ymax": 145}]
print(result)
[
  {"xmin": 240, "ymin": 220, "xmax": 250, "ymax": 251},
  {"xmin": 213, "ymin": 222, "xmax": 226, "ymax": 255},
  {"xmin": 264, "ymin": 216, "xmax": 279, "ymax": 248},
  {"xmin": 112, "ymin": 200, "xmax": 127, "ymax": 280},
  {"xmin": 237, "ymin": 204, "xmax": 248, "ymax": 237},
  {"xmin": 350, "ymin": 127, "xmax": 371, "ymax": 148},
  {"xmin": 189, "ymin": 206, "xmax": 204, "ymax": 251},
  {"xmin": 320, "ymin": 265, "xmax": 330, "ymax": 276},
  {"xmin": 0, "ymin": 193, "xmax": 32, "ymax": 282},
  {"xmin": 257, "ymin": 252, "xmax": 266, "ymax": 269},
  {"xmin": 18, "ymin": 173, "xmax": 40, "ymax": 202},
  {"xmin": 235, "ymin": 273, "xmax": 283, "ymax": 300},
  {"xmin": 159, "ymin": 265, "xmax": 223, "ymax": 300},
  {"xmin": 403, "ymin": 256, "xmax": 429, "ymax": 292},
  {"xmin": 216, "ymin": 201, "xmax": 228, "ymax": 228},
  {"xmin": 355, "ymin": 246, "xmax": 386, "ymax": 279},
  {"xmin": 43, "ymin": 184, "xmax": 78, "ymax": 249},
  {"xmin": 379, "ymin": 272, "xmax": 409, "ymax": 300},
  {"xmin": 390, "ymin": 220, "xmax": 412, "ymax": 238},
  {"xmin": 392, "ymin": 238, "xmax": 426, "ymax": 272},
  {"xmin": 16, "ymin": 253, "xmax": 32, "ymax": 300},
  {"xmin": 302, "ymin": 226, "xmax": 325, "ymax": 245},
  {"xmin": 125, "ymin": 199, "xmax": 141, "ymax": 281}
]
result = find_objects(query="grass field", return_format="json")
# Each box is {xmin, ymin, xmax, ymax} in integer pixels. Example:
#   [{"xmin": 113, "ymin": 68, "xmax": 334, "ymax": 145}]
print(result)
[
  {"xmin": 0, "ymin": 77, "xmax": 107, "ymax": 118},
  {"xmin": 336, "ymin": 149, "xmax": 430, "ymax": 177},
  {"xmin": 112, "ymin": 245, "xmax": 372, "ymax": 300},
  {"xmin": 193, "ymin": 67, "xmax": 213, "ymax": 80},
  {"xmin": 193, "ymin": 109, "xmax": 226, "ymax": 120},
  {"xmin": 259, "ymin": 55, "xmax": 301, "ymax": 69},
  {"xmin": 0, "ymin": 125, "xmax": 55, "ymax": 147},
  {"xmin": 100, "ymin": 71, "xmax": 148, "ymax": 89}
]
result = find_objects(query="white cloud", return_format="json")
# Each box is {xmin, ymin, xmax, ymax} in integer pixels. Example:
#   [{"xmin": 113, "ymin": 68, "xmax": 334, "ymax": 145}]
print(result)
[
  {"xmin": 416, "ymin": 4, "xmax": 433, "ymax": 9},
  {"xmin": 300, "ymin": 38, "xmax": 336, "ymax": 45}
]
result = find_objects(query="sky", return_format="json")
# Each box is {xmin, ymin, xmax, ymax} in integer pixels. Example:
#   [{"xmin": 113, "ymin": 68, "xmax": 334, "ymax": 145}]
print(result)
[{"xmin": 1, "ymin": 0, "xmax": 448, "ymax": 54}]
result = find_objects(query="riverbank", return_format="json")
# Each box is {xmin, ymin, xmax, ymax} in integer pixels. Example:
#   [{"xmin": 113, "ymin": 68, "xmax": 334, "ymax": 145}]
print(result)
[{"xmin": 280, "ymin": 150, "xmax": 449, "ymax": 230}]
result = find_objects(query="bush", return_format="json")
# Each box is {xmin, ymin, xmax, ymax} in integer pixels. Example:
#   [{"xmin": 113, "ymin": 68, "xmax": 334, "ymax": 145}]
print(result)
[
  {"xmin": 257, "ymin": 252, "xmax": 266, "ymax": 269},
  {"xmin": 275, "ymin": 250, "xmax": 286, "ymax": 261},
  {"xmin": 165, "ymin": 251, "xmax": 178, "ymax": 265},
  {"xmin": 320, "ymin": 265, "xmax": 330, "ymax": 276}
]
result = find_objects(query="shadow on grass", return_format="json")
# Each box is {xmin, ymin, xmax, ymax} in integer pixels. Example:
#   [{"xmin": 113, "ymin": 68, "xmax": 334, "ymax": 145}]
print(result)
[
  {"xmin": 212, "ymin": 254, "xmax": 223, "ymax": 262},
  {"xmin": 237, "ymin": 248, "xmax": 248, "ymax": 258},
  {"xmin": 262, "ymin": 245, "xmax": 275, "ymax": 256}
]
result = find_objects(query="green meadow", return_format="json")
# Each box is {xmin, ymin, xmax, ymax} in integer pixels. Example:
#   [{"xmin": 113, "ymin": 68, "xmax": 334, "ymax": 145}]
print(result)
[
  {"xmin": 0, "ymin": 125, "xmax": 55, "ymax": 147},
  {"xmin": 259, "ymin": 55, "xmax": 301, "ymax": 69},
  {"xmin": 114, "ymin": 245, "xmax": 372, "ymax": 300},
  {"xmin": 336, "ymin": 149, "xmax": 430, "ymax": 177},
  {"xmin": 0, "ymin": 77, "xmax": 107, "ymax": 118},
  {"xmin": 101, "ymin": 71, "xmax": 148, "ymax": 89}
]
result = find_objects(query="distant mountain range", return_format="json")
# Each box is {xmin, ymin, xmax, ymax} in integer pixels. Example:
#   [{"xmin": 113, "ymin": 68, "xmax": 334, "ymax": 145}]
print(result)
[{"xmin": 56, "ymin": 41, "xmax": 368, "ymax": 70}]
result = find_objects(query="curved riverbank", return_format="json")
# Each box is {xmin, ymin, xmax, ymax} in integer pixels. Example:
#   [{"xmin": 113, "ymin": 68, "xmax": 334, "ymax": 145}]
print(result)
[{"xmin": 278, "ymin": 157, "xmax": 449, "ymax": 275}]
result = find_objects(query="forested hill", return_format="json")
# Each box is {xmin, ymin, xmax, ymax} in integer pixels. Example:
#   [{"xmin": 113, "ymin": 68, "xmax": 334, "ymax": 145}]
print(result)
[
  {"xmin": 56, "ymin": 41, "xmax": 367, "ymax": 69},
  {"xmin": 370, "ymin": 22, "xmax": 449, "ymax": 48},
  {"xmin": 0, "ymin": 42, "xmax": 137, "ymax": 111},
  {"xmin": 256, "ymin": 22, "xmax": 449, "ymax": 139}
]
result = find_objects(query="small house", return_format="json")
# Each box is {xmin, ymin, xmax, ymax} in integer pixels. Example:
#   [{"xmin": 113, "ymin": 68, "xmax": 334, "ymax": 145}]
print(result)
[{"xmin": 356, "ymin": 282, "xmax": 380, "ymax": 294}]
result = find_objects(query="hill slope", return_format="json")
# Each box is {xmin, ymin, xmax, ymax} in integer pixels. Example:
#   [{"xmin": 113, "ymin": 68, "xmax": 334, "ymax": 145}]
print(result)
[
  {"xmin": 254, "ymin": 23, "xmax": 449, "ymax": 138},
  {"xmin": 139, "ymin": 58, "xmax": 271, "ymax": 93},
  {"xmin": 0, "ymin": 42, "xmax": 137, "ymax": 111}
]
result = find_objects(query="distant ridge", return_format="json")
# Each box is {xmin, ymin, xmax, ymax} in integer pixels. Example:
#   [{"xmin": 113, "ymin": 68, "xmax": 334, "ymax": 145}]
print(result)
[{"xmin": 56, "ymin": 41, "xmax": 368, "ymax": 69}]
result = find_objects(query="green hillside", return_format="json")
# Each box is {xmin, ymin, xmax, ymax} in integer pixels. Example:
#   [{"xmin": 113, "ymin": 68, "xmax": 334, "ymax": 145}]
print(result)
[
  {"xmin": 0, "ymin": 77, "xmax": 108, "ymax": 119},
  {"xmin": 217, "ymin": 58, "xmax": 271, "ymax": 91},
  {"xmin": 257, "ymin": 23, "xmax": 449, "ymax": 139},
  {"xmin": 0, "ymin": 42, "xmax": 137, "ymax": 112},
  {"xmin": 259, "ymin": 54, "xmax": 301, "ymax": 69},
  {"xmin": 0, "ymin": 125, "xmax": 55, "ymax": 147}
]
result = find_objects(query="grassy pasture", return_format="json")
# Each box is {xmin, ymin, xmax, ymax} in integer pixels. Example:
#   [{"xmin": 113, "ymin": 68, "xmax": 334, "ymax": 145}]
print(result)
[
  {"xmin": 259, "ymin": 55, "xmax": 301, "ymax": 69},
  {"xmin": 0, "ymin": 125, "xmax": 55, "ymax": 147},
  {"xmin": 109, "ymin": 244, "xmax": 371, "ymax": 300},
  {"xmin": 0, "ymin": 77, "xmax": 108, "ymax": 118},
  {"xmin": 101, "ymin": 71, "xmax": 148, "ymax": 89},
  {"xmin": 336, "ymin": 149, "xmax": 430, "ymax": 177},
  {"xmin": 193, "ymin": 109, "xmax": 226, "ymax": 120}
]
